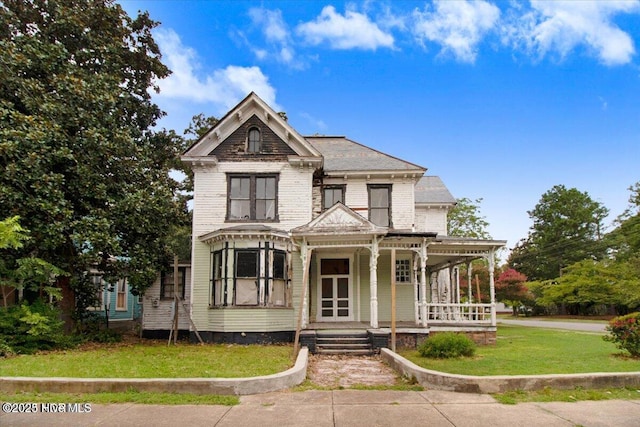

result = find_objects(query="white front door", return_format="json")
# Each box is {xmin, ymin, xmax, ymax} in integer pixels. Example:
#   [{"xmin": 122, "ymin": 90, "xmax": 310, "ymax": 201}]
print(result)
[{"xmin": 318, "ymin": 257, "xmax": 352, "ymax": 321}]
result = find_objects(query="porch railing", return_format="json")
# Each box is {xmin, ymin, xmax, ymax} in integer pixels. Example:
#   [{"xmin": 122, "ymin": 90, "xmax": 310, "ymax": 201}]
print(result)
[{"xmin": 426, "ymin": 303, "xmax": 493, "ymax": 324}]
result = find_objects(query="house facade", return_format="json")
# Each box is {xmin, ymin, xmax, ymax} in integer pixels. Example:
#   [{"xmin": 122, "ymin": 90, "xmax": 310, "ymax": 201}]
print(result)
[
  {"xmin": 175, "ymin": 93, "xmax": 505, "ymax": 347},
  {"xmin": 88, "ymin": 273, "xmax": 142, "ymax": 328}
]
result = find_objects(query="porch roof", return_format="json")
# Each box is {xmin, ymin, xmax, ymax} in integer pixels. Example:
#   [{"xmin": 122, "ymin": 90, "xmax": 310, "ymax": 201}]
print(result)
[{"xmin": 198, "ymin": 224, "xmax": 290, "ymax": 244}]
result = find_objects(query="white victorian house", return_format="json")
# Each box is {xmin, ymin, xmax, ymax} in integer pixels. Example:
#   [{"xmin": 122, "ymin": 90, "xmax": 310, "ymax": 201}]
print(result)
[{"xmin": 147, "ymin": 92, "xmax": 505, "ymax": 350}]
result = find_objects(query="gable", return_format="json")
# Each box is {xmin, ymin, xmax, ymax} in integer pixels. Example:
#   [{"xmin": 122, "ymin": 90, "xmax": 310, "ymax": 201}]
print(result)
[
  {"xmin": 210, "ymin": 114, "xmax": 297, "ymax": 161},
  {"xmin": 182, "ymin": 92, "xmax": 322, "ymax": 164},
  {"xmin": 292, "ymin": 202, "xmax": 386, "ymax": 235}
]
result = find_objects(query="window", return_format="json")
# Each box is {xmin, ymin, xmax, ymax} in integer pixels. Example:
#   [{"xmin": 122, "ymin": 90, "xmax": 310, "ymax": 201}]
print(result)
[
  {"xmin": 247, "ymin": 127, "xmax": 261, "ymax": 153},
  {"xmin": 116, "ymin": 278, "xmax": 127, "ymax": 310},
  {"xmin": 212, "ymin": 251, "xmax": 224, "ymax": 306},
  {"xmin": 395, "ymin": 258, "xmax": 412, "ymax": 284},
  {"xmin": 89, "ymin": 275, "xmax": 104, "ymax": 310},
  {"xmin": 228, "ymin": 174, "xmax": 278, "ymax": 221},
  {"xmin": 323, "ymin": 186, "xmax": 345, "ymax": 210},
  {"xmin": 271, "ymin": 251, "xmax": 287, "ymax": 307},
  {"xmin": 235, "ymin": 250, "xmax": 258, "ymax": 305},
  {"xmin": 368, "ymin": 185, "xmax": 392, "ymax": 227},
  {"xmin": 160, "ymin": 267, "xmax": 187, "ymax": 300}
]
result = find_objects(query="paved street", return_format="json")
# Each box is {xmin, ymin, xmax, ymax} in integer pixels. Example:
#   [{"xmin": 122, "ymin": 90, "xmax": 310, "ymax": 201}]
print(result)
[
  {"xmin": 3, "ymin": 390, "xmax": 640, "ymax": 427},
  {"xmin": 498, "ymin": 318, "xmax": 607, "ymax": 333}
]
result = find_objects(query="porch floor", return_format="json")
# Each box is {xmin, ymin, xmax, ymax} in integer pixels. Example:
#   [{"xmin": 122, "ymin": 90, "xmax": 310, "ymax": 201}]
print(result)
[{"xmin": 306, "ymin": 321, "xmax": 495, "ymax": 331}]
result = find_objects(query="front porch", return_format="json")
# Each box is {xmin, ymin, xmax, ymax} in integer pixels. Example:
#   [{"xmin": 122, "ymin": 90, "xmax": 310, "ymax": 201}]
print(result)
[{"xmin": 302, "ymin": 319, "xmax": 497, "ymax": 353}]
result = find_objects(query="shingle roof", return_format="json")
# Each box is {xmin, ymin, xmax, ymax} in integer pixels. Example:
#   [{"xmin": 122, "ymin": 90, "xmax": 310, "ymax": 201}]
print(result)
[
  {"xmin": 305, "ymin": 136, "xmax": 426, "ymax": 173},
  {"xmin": 415, "ymin": 176, "xmax": 456, "ymax": 204}
]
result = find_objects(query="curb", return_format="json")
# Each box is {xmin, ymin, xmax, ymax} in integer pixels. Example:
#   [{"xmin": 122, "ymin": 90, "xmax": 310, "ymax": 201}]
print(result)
[
  {"xmin": 0, "ymin": 347, "xmax": 308, "ymax": 396},
  {"xmin": 380, "ymin": 348, "xmax": 640, "ymax": 393}
]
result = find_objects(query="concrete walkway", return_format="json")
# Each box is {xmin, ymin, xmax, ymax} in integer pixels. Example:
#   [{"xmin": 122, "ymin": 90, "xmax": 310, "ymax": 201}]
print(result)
[
  {"xmin": 3, "ymin": 390, "xmax": 640, "ymax": 426},
  {"xmin": 498, "ymin": 318, "xmax": 607, "ymax": 333}
]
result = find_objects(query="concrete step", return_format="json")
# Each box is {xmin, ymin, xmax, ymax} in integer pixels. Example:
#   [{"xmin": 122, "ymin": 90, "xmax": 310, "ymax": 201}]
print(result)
[
  {"xmin": 316, "ymin": 348, "xmax": 374, "ymax": 356},
  {"xmin": 316, "ymin": 337, "xmax": 370, "ymax": 344},
  {"xmin": 316, "ymin": 343, "xmax": 372, "ymax": 349}
]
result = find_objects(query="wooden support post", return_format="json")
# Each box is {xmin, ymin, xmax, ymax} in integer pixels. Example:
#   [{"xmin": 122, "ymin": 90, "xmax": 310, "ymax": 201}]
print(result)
[
  {"xmin": 391, "ymin": 249, "xmax": 396, "ymax": 352},
  {"xmin": 293, "ymin": 241, "xmax": 311, "ymax": 356}
]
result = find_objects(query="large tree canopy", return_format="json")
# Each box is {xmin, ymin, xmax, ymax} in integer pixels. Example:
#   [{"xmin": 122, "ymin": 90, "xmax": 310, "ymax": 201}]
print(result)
[
  {"xmin": 447, "ymin": 197, "xmax": 491, "ymax": 239},
  {"xmin": 0, "ymin": 0, "xmax": 184, "ymax": 319},
  {"xmin": 508, "ymin": 185, "xmax": 608, "ymax": 281}
]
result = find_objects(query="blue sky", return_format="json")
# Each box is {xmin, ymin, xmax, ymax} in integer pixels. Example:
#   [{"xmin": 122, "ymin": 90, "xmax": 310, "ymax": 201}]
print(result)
[{"xmin": 120, "ymin": 0, "xmax": 640, "ymax": 259}]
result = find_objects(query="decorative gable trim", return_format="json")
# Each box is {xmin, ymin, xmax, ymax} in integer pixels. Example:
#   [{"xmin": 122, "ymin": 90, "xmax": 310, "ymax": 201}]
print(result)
[
  {"xmin": 292, "ymin": 202, "xmax": 387, "ymax": 236},
  {"xmin": 182, "ymin": 92, "xmax": 322, "ymax": 164}
]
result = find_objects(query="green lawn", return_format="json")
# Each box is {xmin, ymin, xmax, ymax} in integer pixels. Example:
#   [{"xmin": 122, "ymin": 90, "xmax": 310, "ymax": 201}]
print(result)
[
  {"xmin": 400, "ymin": 325, "xmax": 640, "ymax": 375},
  {"xmin": 0, "ymin": 342, "xmax": 293, "ymax": 378}
]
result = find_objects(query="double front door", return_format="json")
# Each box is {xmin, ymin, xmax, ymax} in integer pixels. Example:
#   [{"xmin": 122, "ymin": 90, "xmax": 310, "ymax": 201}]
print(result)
[{"xmin": 318, "ymin": 257, "xmax": 352, "ymax": 321}]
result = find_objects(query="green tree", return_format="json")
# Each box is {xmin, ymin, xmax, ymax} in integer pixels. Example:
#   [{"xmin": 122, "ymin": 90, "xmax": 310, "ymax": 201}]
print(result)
[
  {"xmin": 0, "ymin": 217, "xmax": 65, "ymax": 307},
  {"xmin": 538, "ymin": 259, "xmax": 640, "ymax": 315},
  {"xmin": 447, "ymin": 197, "xmax": 491, "ymax": 239},
  {"xmin": 495, "ymin": 268, "xmax": 530, "ymax": 316},
  {"xmin": 0, "ymin": 0, "xmax": 185, "ymax": 327},
  {"xmin": 509, "ymin": 185, "xmax": 609, "ymax": 281},
  {"xmin": 605, "ymin": 182, "xmax": 640, "ymax": 262}
]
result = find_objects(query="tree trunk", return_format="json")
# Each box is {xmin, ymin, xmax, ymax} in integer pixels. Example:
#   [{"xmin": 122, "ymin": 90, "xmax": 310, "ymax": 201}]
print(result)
[{"xmin": 57, "ymin": 276, "xmax": 76, "ymax": 333}]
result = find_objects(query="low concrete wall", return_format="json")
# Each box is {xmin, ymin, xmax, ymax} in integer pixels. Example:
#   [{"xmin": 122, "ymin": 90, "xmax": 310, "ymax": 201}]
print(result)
[
  {"xmin": 0, "ymin": 348, "xmax": 308, "ymax": 396},
  {"xmin": 381, "ymin": 348, "xmax": 640, "ymax": 393}
]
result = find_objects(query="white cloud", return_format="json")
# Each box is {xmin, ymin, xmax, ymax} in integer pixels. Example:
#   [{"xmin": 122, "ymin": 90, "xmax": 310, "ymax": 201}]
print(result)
[
  {"xmin": 503, "ymin": 0, "xmax": 640, "ymax": 66},
  {"xmin": 296, "ymin": 5, "xmax": 394, "ymax": 50},
  {"xmin": 154, "ymin": 29, "xmax": 281, "ymax": 112},
  {"xmin": 412, "ymin": 0, "xmax": 500, "ymax": 63},
  {"xmin": 247, "ymin": 8, "xmax": 303, "ymax": 68},
  {"xmin": 299, "ymin": 112, "xmax": 328, "ymax": 132}
]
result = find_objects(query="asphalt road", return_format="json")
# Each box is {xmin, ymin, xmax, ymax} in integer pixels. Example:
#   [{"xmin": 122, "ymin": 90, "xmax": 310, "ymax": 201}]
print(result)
[{"xmin": 498, "ymin": 318, "xmax": 607, "ymax": 333}]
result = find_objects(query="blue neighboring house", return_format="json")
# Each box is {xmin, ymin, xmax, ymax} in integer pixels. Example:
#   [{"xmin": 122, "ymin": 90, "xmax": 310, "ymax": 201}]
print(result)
[{"xmin": 88, "ymin": 273, "xmax": 142, "ymax": 328}]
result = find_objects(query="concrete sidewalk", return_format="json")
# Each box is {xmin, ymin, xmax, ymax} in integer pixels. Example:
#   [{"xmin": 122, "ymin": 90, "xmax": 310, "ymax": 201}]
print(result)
[{"xmin": 3, "ymin": 390, "xmax": 639, "ymax": 426}]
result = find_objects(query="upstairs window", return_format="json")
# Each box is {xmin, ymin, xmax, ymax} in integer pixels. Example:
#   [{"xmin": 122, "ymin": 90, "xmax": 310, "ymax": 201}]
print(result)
[
  {"xmin": 247, "ymin": 127, "xmax": 261, "ymax": 153},
  {"xmin": 228, "ymin": 174, "xmax": 278, "ymax": 221},
  {"xmin": 323, "ymin": 185, "xmax": 345, "ymax": 210},
  {"xmin": 368, "ymin": 184, "xmax": 392, "ymax": 227}
]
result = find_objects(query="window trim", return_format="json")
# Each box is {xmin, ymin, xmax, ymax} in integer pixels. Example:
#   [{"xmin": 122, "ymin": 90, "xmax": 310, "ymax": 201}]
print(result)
[
  {"xmin": 234, "ymin": 249, "xmax": 259, "ymax": 306},
  {"xmin": 367, "ymin": 184, "xmax": 392, "ymax": 227},
  {"xmin": 115, "ymin": 278, "xmax": 127, "ymax": 311},
  {"xmin": 322, "ymin": 185, "xmax": 345, "ymax": 211},
  {"xmin": 395, "ymin": 257, "xmax": 413, "ymax": 285},
  {"xmin": 160, "ymin": 267, "xmax": 187, "ymax": 300},
  {"xmin": 247, "ymin": 126, "xmax": 261, "ymax": 153},
  {"xmin": 226, "ymin": 173, "xmax": 279, "ymax": 222}
]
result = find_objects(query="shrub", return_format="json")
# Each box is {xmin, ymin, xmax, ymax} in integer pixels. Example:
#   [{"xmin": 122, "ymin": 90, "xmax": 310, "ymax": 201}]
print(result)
[
  {"xmin": 603, "ymin": 312, "xmax": 640, "ymax": 358},
  {"xmin": 418, "ymin": 332, "xmax": 476, "ymax": 358},
  {"xmin": 0, "ymin": 300, "xmax": 76, "ymax": 355}
]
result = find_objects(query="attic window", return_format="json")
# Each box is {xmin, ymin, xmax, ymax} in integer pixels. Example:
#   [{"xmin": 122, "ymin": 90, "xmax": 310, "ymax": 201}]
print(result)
[{"xmin": 247, "ymin": 127, "xmax": 261, "ymax": 153}]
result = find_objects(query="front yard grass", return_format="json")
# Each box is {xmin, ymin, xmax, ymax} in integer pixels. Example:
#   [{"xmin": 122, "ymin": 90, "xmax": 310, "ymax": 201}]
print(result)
[
  {"xmin": 0, "ymin": 341, "xmax": 293, "ymax": 378},
  {"xmin": 399, "ymin": 325, "xmax": 640, "ymax": 375}
]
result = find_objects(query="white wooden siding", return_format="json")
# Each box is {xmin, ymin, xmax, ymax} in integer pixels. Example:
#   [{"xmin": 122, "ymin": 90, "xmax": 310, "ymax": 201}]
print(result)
[
  {"xmin": 192, "ymin": 162, "xmax": 314, "ymax": 238},
  {"xmin": 415, "ymin": 206, "xmax": 448, "ymax": 235},
  {"xmin": 142, "ymin": 266, "xmax": 192, "ymax": 331}
]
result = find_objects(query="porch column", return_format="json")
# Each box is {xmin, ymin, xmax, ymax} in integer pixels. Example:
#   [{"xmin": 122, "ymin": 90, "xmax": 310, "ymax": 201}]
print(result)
[
  {"xmin": 299, "ymin": 241, "xmax": 313, "ymax": 329},
  {"xmin": 467, "ymin": 261, "xmax": 473, "ymax": 304},
  {"xmin": 413, "ymin": 252, "xmax": 419, "ymax": 324},
  {"xmin": 487, "ymin": 248, "xmax": 496, "ymax": 327},
  {"xmin": 369, "ymin": 237, "xmax": 380, "ymax": 328},
  {"xmin": 419, "ymin": 238, "xmax": 428, "ymax": 327}
]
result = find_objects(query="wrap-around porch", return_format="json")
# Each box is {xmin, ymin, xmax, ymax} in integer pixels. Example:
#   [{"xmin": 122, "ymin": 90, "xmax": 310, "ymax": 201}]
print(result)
[{"xmin": 291, "ymin": 206, "xmax": 506, "ymax": 334}]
